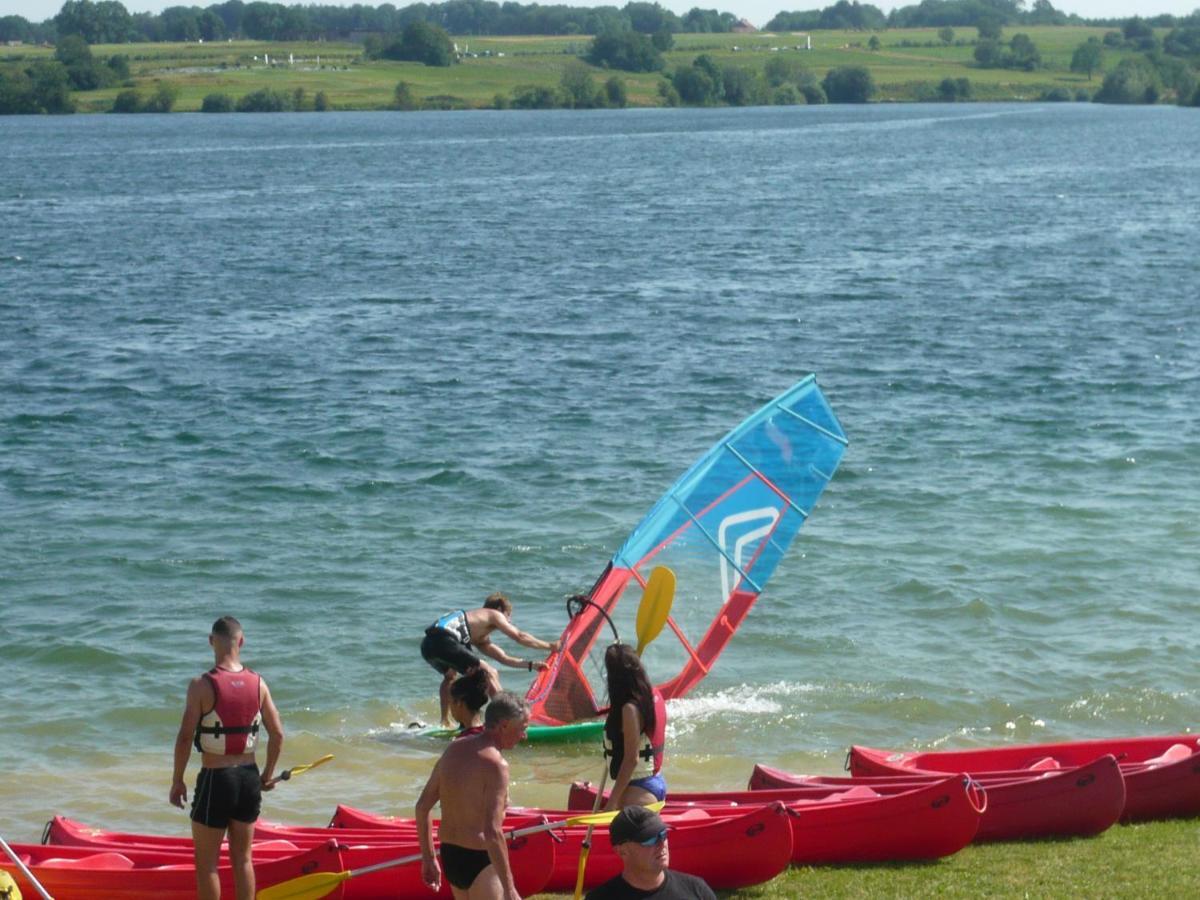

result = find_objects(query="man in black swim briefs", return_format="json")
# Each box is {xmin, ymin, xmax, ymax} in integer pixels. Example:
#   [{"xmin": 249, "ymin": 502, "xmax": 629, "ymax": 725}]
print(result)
[
  {"xmin": 421, "ymin": 592, "xmax": 560, "ymax": 727},
  {"xmin": 415, "ymin": 691, "xmax": 530, "ymax": 899}
]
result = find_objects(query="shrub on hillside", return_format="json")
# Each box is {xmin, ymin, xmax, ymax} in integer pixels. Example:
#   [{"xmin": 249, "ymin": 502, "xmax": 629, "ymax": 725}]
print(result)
[
  {"xmin": 823, "ymin": 66, "xmax": 875, "ymax": 103},
  {"xmin": 201, "ymin": 92, "xmax": 234, "ymax": 112},
  {"xmin": 236, "ymin": 88, "xmax": 290, "ymax": 112},
  {"xmin": 1094, "ymin": 58, "xmax": 1161, "ymax": 104},
  {"xmin": 586, "ymin": 31, "xmax": 663, "ymax": 73}
]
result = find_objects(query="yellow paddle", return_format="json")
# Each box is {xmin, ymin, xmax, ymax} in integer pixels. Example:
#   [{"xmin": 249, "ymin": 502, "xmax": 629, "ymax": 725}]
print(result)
[
  {"xmin": 634, "ymin": 565, "xmax": 676, "ymax": 657},
  {"xmin": 256, "ymin": 803, "xmax": 664, "ymax": 900},
  {"xmin": 573, "ymin": 565, "xmax": 676, "ymax": 900},
  {"xmin": 266, "ymin": 754, "xmax": 334, "ymax": 787}
]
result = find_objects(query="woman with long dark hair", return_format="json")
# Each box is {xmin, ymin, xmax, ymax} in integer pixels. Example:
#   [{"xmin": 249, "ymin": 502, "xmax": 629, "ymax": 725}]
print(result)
[
  {"xmin": 448, "ymin": 666, "xmax": 495, "ymax": 737},
  {"xmin": 602, "ymin": 643, "xmax": 667, "ymax": 810}
]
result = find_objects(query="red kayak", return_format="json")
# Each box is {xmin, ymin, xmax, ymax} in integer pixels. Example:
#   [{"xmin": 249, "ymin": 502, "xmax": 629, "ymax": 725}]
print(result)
[
  {"xmin": 42, "ymin": 815, "xmax": 555, "ymax": 899},
  {"xmin": 849, "ymin": 735, "xmax": 1200, "ymax": 821},
  {"xmin": 568, "ymin": 774, "xmax": 983, "ymax": 863},
  {"xmin": 750, "ymin": 754, "xmax": 1128, "ymax": 841},
  {"xmin": 1, "ymin": 839, "xmax": 344, "ymax": 900},
  {"xmin": 329, "ymin": 802, "xmax": 793, "ymax": 891}
]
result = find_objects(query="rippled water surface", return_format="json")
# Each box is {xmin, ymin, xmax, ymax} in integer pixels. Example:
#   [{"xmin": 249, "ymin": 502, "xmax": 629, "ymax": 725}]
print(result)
[{"xmin": 2, "ymin": 104, "xmax": 1198, "ymax": 839}]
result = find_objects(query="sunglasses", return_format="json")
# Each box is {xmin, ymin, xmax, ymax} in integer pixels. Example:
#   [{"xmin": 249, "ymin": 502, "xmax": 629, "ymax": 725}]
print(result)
[{"xmin": 637, "ymin": 829, "xmax": 668, "ymax": 847}]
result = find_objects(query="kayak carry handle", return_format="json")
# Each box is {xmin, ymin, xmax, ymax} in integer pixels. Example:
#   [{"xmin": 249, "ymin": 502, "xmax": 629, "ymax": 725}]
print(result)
[{"xmin": 964, "ymin": 777, "xmax": 989, "ymax": 815}]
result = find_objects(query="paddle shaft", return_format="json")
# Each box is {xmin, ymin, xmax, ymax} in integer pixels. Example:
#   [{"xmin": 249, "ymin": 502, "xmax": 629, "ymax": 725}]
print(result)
[
  {"xmin": 266, "ymin": 753, "xmax": 334, "ymax": 786},
  {"xmin": 0, "ymin": 835, "xmax": 54, "ymax": 900},
  {"xmin": 573, "ymin": 765, "xmax": 609, "ymax": 900},
  {"xmin": 332, "ymin": 808, "xmax": 627, "ymax": 880}
]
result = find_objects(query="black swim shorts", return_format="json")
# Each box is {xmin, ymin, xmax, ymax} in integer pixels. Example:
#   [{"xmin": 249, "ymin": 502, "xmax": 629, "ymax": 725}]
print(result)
[
  {"xmin": 190, "ymin": 763, "xmax": 262, "ymax": 828},
  {"xmin": 421, "ymin": 627, "xmax": 481, "ymax": 675},
  {"xmin": 440, "ymin": 842, "xmax": 493, "ymax": 890}
]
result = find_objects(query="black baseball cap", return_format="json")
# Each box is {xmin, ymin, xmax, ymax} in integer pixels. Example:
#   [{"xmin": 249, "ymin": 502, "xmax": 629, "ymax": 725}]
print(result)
[{"xmin": 609, "ymin": 806, "xmax": 669, "ymax": 845}]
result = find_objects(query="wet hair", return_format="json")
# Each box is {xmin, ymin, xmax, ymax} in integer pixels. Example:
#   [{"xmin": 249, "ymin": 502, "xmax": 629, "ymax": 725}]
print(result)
[
  {"xmin": 450, "ymin": 667, "xmax": 491, "ymax": 714},
  {"xmin": 484, "ymin": 691, "xmax": 529, "ymax": 729},
  {"xmin": 484, "ymin": 592, "xmax": 513, "ymax": 616},
  {"xmin": 604, "ymin": 643, "xmax": 656, "ymax": 737},
  {"xmin": 211, "ymin": 616, "xmax": 243, "ymax": 639}
]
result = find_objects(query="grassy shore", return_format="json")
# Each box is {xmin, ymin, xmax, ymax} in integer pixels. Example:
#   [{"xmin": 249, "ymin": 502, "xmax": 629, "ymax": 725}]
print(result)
[
  {"xmin": 1, "ymin": 26, "xmax": 1152, "ymax": 112},
  {"xmin": 533, "ymin": 817, "xmax": 1200, "ymax": 898}
]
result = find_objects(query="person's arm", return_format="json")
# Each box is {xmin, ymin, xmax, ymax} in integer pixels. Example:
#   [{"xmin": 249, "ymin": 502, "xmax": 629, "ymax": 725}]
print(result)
[
  {"xmin": 603, "ymin": 703, "xmax": 644, "ymax": 812},
  {"xmin": 258, "ymin": 677, "xmax": 284, "ymax": 789},
  {"xmin": 476, "ymin": 638, "xmax": 547, "ymax": 671},
  {"xmin": 169, "ymin": 677, "xmax": 206, "ymax": 808},
  {"xmin": 488, "ymin": 611, "xmax": 560, "ymax": 653},
  {"xmin": 481, "ymin": 757, "xmax": 519, "ymax": 900},
  {"xmin": 415, "ymin": 763, "xmax": 442, "ymax": 892}
]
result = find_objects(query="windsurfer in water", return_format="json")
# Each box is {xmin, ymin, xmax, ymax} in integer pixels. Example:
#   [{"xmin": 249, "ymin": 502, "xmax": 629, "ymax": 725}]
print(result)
[
  {"xmin": 421, "ymin": 592, "xmax": 560, "ymax": 728},
  {"xmin": 602, "ymin": 643, "xmax": 668, "ymax": 811}
]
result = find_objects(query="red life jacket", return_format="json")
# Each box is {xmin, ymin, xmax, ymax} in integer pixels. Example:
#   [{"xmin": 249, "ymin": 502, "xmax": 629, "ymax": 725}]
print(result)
[
  {"xmin": 604, "ymin": 690, "xmax": 667, "ymax": 779},
  {"xmin": 194, "ymin": 666, "xmax": 262, "ymax": 755}
]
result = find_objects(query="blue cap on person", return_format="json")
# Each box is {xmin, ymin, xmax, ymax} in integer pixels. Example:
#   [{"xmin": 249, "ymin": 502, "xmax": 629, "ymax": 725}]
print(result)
[{"xmin": 609, "ymin": 805, "xmax": 669, "ymax": 845}]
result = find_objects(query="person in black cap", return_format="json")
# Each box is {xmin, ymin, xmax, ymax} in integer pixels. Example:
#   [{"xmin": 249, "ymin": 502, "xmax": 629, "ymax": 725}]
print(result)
[{"xmin": 585, "ymin": 806, "xmax": 716, "ymax": 900}]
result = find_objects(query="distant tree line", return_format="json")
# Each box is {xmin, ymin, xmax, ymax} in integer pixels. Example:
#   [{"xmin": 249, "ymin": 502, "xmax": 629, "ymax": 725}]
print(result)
[
  {"xmin": 5, "ymin": 0, "xmax": 1200, "ymax": 46},
  {"xmin": 0, "ymin": 1, "xmax": 739, "ymax": 45},
  {"xmin": 766, "ymin": 0, "xmax": 1200, "ymax": 33}
]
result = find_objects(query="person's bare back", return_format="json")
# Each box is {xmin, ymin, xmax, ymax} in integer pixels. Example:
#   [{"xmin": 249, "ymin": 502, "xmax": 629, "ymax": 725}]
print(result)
[{"xmin": 433, "ymin": 733, "xmax": 507, "ymax": 849}]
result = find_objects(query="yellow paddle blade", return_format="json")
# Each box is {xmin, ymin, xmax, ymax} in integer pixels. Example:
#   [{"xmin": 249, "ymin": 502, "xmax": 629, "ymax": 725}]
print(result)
[
  {"xmin": 635, "ymin": 566, "xmax": 676, "ymax": 656},
  {"xmin": 284, "ymin": 754, "xmax": 334, "ymax": 779},
  {"xmin": 255, "ymin": 869, "xmax": 349, "ymax": 900},
  {"xmin": 566, "ymin": 800, "xmax": 665, "ymax": 828}
]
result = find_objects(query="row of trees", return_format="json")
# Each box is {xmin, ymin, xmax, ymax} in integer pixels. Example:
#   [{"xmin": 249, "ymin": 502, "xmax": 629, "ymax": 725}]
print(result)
[
  {"xmin": 6, "ymin": 1, "xmax": 1200, "ymax": 46},
  {"xmin": 767, "ymin": 1, "xmax": 1200, "ymax": 33},
  {"xmin": 1, "ymin": 1, "xmax": 740, "ymax": 44}
]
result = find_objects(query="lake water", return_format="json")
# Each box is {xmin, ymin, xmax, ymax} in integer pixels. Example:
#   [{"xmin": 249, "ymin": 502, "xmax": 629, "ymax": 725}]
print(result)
[{"xmin": 2, "ymin": 103, "xmax": 1198, "ymax": 842}]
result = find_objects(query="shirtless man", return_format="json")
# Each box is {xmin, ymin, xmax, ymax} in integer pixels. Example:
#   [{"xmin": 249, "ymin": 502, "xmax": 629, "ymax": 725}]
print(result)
[
  {"xmin": 170, "ymin": 616, "xmax": 284, "ymax": 900},
  {"xmin": 415, "ymin": 691, "xmax": 530, "ymax": 900},
  {"xmin": 421, "ymin": 592, "xmax": 560, "ymax": 727}
]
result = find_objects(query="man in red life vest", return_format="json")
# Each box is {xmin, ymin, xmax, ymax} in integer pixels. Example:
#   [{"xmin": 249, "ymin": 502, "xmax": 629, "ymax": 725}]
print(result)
[{"xmin": 170, "ymin": 616, "xmax": 284, "ymax": 900}]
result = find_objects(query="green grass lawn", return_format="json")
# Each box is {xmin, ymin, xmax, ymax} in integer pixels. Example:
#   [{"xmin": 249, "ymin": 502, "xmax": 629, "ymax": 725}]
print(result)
[
  {"xmin": 532, "ymin": 817, "xmax": 1200, "ymax": 898},
  {"xmin": 0, "ymin": 26, "xmax": 1164, "ymax": 112}
]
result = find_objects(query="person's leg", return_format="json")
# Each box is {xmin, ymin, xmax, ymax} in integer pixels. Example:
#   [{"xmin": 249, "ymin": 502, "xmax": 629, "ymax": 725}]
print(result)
[
  {"xmin": 439, "ymin": 670, "xmax": 458, "ymax": 726},
  {"xmin": 227, "ymin": 818, "xmax": 256, "ymax": 900},
  {"xmin": 467, "ymin": 863, "xmax": 503, "ymax": 899},
  {"xmin": 190, "ymin": 821, "xmax": 225, "ymax": 900}
]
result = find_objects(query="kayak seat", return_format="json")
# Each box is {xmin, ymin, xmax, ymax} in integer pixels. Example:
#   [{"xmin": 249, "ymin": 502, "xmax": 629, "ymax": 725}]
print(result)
[
  {"xmin": 833, "ymin": 786, "xmax": 881, "ymax": 801},
  {"xmin": 1026, "ymin": 757, "xmax": 1060, "ymax": 771},
  {"xmin": 39, "ymin": 852, "xmax": 135, "ymax": 869},
  {"xmin": 254, "ymin": 840, "xmax": 300, "ymax": 852},
  {"xmin": 1145, "ymin": 744, "xmax": 1193, "ymax": 766}
]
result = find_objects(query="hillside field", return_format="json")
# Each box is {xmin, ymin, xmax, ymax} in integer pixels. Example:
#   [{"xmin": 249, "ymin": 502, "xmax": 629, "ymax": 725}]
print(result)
[{"xmin": 0, "ymin": 26, "xmax": 1159, "ymax": 111}]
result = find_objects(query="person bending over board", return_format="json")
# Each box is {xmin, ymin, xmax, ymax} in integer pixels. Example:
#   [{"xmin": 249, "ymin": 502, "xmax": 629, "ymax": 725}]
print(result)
[
  {"xmin": 170, "ymin": 616, "xmax": 284, "ymax": 900},
  {"xmin": 416, "ymin": 691, "xmax": 530, "ymax": 900},
  {"xmin": 602, "ymin": 643, "xmax": 668, "ymax": 811},
  {"xmin": 421, "ymin": 592, "xmax": 560, "ymax": 727}
]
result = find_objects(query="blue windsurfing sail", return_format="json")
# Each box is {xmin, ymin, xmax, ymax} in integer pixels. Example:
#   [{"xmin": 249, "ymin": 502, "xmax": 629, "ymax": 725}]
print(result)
[{"xmin": 526, "ymin": 376, "xmax": 848, "ymax": 725}]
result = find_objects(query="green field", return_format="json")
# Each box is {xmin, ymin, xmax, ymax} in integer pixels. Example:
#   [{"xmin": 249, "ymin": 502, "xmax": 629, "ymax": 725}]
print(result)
[
  {"xmin": 533, "ymin": 816, "xmax": 1200, "ymax": 898},
  {"xmin": 0, "ymin": 27, "xmax": 1164, "ymax": 112}
]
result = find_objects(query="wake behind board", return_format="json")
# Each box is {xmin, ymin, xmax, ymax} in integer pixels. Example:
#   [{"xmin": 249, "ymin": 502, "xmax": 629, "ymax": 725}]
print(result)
[{"xmin": 400, "ymin": 720, "xmax": 604, "ymax": 744}]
